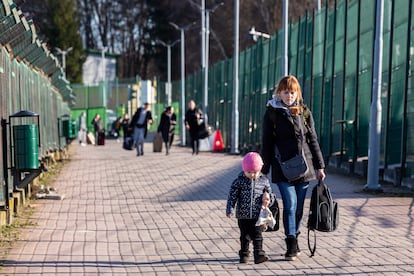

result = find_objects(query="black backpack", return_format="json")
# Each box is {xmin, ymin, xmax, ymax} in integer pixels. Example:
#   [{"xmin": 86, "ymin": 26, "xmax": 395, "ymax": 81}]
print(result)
[{"xmin": 307, "ymin": 180, "xmax": 339, "ymax": 256}]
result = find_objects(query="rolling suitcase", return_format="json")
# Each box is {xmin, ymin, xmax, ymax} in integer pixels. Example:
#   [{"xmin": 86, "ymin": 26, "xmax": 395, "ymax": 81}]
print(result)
[
  {"xmin": 123, "ymin": 136, "xmax": 133, "ymax": 150},
  {"xmin": 153, "ymin": 133, "xmax": 163, "ymax": 152},
  {"xmin": 87, "ymin": 132, "xmax": 95, "ymax": 145},
  {"xmin": 97, "ymin": 131, "xmax": 105, "ymax": 145}
]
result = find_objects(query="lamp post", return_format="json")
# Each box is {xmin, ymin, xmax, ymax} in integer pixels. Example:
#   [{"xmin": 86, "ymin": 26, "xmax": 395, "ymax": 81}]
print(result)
[
  {"xmin": 101, "ymin": 47, "xmax": 108, "ymax": 107},
  {"xmin": 157, "ymin": 39, "xmax": 180, "ymax": 106},
  {"xmin": 231, "ymin": 0, "xmax": 240, "ymax": 154},
  {"xmin": 249, "ymin": 26, "xmax": 270, "ymax": 42},
  {"xmin": 203, "ymin": 2, "xmax": 224, "ymax": 125},
  {"xmin": 282, "ymin": 0, "xmax": 288, "ymax": 76},
  {"xmin": 365, "ymin": 0, "xmax": 384, "ymax": 192},
  {"xmin": 55, "ymin": 47, "xmax": 73, "ymax": 79},
  {"xmin": 170, "ymin": 21, "xmax": 196, "ymax": 146}
]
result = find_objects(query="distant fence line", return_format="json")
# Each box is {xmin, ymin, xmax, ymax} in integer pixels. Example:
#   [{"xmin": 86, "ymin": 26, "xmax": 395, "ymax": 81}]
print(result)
[
  {"xmin": 158, "ymin": 0, "xmax": 414, "ymax": 186},
  {"xmin": 0, "ymin": 1, "xmax": 71, "ymax": 206}
]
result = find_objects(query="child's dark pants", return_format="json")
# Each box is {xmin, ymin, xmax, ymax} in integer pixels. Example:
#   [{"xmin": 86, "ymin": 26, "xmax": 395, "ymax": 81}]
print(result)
[{"xmin": 238, "ymin": 219, "xmax": 265, "ymax": 260}]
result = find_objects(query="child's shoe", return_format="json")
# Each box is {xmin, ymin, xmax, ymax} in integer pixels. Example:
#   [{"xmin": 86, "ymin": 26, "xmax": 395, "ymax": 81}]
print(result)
[
  {"xmin": 239, "ymin": 250, "xmax": 249, "ymax": 263},
  {"xmin": 254, "ymin": 254, "xmax": 269, "ymax": 264}
]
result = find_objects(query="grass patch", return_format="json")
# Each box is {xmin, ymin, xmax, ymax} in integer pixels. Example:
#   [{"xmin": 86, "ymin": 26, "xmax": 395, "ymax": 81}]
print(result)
[
  {"xmin": 0, "ymin": 154, "xmax": 69, "ymax": 267},
  {"xmin": 0, "ymin": 205, "xmax": 37, "ymax": 263}
]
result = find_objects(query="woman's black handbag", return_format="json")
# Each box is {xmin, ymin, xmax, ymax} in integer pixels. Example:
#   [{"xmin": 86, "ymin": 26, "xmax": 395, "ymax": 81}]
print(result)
[
  {"xmin": 197, "ymin": 121, "xmax": 212, "ymax": 139},
  {"xmin": 275, "ymin": 146, "xmax": 309, "ymax": 181}
]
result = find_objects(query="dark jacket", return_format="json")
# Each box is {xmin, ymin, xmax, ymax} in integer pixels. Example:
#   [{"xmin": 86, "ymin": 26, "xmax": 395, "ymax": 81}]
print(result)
[
  {"xmin": 157, "ymin": 112, "xmax": 174, "ymax": 143},
  {"xmin": 121, "ymin": 118, "xmax": 130, "ymax": 137},
  {"xmin": 261, "ymin": 98, "xmax": 325, "ymax": 184},
  {"xmin": 130, "ymin": 107, "xmax": 153, "ymax": 138},
  {"xmin": 92, "ymin": 117, "xmax": 103, "ymax": 133},
  {"xmin": 185, "ymin": 108, "xmax": 201, "ymax": 138},
  {"xmin": 226, "ymin": 172, "xmax": 272, "ymax": 219}
]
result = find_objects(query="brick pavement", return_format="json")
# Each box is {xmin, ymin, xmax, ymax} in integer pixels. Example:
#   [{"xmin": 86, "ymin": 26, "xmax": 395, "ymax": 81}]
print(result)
[{"xmin": 1, "ymin": 137, "xmax": 414, "ymax": 275}]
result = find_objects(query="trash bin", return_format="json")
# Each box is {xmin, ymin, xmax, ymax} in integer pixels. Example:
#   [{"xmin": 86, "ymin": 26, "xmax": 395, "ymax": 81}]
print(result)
[
  {"xmin": 13, "ymin": 124, "xmax": 39, "ymax": 170},
  {"xmin": 62, "ymin": 120, "xmax": 70, "ymax": 138},
  {"xmin": 70, "ymin": 120, "xmax": 77, "ymax": 139}
]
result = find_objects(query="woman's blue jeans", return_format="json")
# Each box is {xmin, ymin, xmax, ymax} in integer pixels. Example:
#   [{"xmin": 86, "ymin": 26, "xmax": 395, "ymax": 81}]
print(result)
[{"xmin": 276, "ymin": 181, "xmax": 309, "ymax": 237}]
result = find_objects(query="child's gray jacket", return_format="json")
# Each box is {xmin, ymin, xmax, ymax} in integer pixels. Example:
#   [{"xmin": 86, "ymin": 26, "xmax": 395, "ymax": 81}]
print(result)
[{"xmin": 226, "ymin": 172, "xmax": 272, "ymax": 219}]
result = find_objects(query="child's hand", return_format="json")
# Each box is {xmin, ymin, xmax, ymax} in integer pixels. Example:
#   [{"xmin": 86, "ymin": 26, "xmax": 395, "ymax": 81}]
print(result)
[{"xmin": 262, "ymin": 192, "xmax": 271, "ymax": 208}]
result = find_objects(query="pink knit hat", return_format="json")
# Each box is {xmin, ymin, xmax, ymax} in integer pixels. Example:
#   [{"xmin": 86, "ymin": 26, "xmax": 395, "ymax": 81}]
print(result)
[{"xmin": 242, "ymin": 152, "xmax": 264, "ymax": 172}]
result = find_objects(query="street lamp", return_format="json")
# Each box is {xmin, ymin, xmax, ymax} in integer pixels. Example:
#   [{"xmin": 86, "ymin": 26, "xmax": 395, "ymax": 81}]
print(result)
[
  {"xmin": 55, "ymin": 47, "xmax": 73, "ymax": 79},
  {"xmin": 101, "ymin": 46, "xmax": 108, "ymax": 107},
  {"xmin": 170, "ymin": 21, "xmax": 196, "ymax": 146},
  {"xmin": 249, "ymin": 26, "xmax": 270, "ymax": 42},
  {"xmin": 203, "ymin": 2, "xmax": 224, "ymax": 124},
  {"xmin": 282, "ymin": 0, "xmax": 288, "ymax": 76},
  {"xmin": 157, "ymin": 39, "xmax": 180, "ymax": 106},
  {"xmin": 231, "ymin": 0, "xmax": 240, "ymax": 154}
]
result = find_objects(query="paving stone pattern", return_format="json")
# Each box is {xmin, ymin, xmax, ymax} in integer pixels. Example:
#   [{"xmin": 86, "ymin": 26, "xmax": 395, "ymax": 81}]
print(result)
[{"xmin": 1, "ymin": 139, "xmax": 414, "ymax": 275}]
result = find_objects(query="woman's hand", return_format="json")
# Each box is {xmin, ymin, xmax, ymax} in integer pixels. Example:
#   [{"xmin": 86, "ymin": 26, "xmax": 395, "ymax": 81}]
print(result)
[{"xmin": 317, "ymin": 169, "xmax": 326, "ymax": 180}]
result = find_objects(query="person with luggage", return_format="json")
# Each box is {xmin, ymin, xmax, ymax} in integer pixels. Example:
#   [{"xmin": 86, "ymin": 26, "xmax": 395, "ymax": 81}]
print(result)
[
  {"xmin": 121, "ymin": 114, "xmax": 130, "ymax": 142},
  {"xmin": 157, "ymin": 106, "xmax": 176, "ymax": 155},
  {"xmin": 91, "ymin": 114, "xmax": 104, "ymax": 146},
  {"xmin": 226, "ymin": 152, "xmax": 272, "ymax": 264},
  {"xmin": 121, "ymin": 113, "xmax": 133, "ymax": 150},
  {"xmin": 78, "ymin": 111, "xmax": 87, "ymax": 146},
  {"xmin": 130, "ymin": 103, "xmax": 153, "ymax": 156},
  {"xmin": 168, "ymin": 108, "xmax": 177, "ymax": 149},
  {"xmin": 261, "ymin": 75, "xmax": 326, "ymax": 261},
  {"xmin": 184, "ymin": 100, "xmax": 202, "ymax": 155}
]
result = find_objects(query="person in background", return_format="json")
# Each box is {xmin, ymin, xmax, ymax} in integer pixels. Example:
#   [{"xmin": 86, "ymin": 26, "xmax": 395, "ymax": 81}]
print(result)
[
  {"xmin": 91, "ymin": 113, "xmax": 103, "ymax": 145},
  {"xmin": 261, "ymin": 75, "xmax": 326, "ymax": 261},
  {"xmin": 78, "ymin": 111, "xmax": 87, "ymax": 146},
  {"xmin": 184, "ymin": 100, "xmax": 202, "ymax": 155},
  {"xmin": 168, "ymin": 107, "xmax": 177, "ymax": 149},
  {"xmin": 130, "ymin": 103, "xmax": 153, "ymax": 156},
  {"xmin": 121, "ymin": 113, "xmax": 131, "ymax": 143},
  {"xmin": 157, "ymin": 106, "xmax": 176, "ymax": 155}
]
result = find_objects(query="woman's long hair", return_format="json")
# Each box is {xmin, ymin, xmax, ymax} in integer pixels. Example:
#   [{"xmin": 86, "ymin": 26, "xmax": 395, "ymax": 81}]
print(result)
[{"xmin": 274, "ymin": 75, "xmax": 303, "ymax": 115}]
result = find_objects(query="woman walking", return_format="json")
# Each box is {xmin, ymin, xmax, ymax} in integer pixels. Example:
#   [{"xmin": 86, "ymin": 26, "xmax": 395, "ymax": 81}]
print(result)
[{"xmin": 261, "ymin": 75, "xmax": 326, "ymax": 261}]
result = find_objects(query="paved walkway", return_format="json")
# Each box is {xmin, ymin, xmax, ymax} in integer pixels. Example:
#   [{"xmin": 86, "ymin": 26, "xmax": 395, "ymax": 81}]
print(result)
[{"xmin": 1, "ymin": 137, "xmax": 414, "ymax": 275}]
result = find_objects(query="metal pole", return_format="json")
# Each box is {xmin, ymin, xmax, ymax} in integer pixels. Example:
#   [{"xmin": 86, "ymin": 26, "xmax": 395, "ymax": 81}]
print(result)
[
  {"xmin": 167, "ymin": 44, "xmax": 172, "ymax": 106},
  {"xmin": 55, "ymin": 47, "xmax": 72, "ymax": 79},
  {"xmin": 1, "ymin": 119, "xmax": 10, "ymax": 222},
  {"xmin": 203, "ymin": 2, "xmax": 223, "ymax": 125},
  {"xmin": 157, "ymin": 40, "xmax": 180, "ymax": 106},
  {"xmin": 101, "ymin": 47, "xmax": 107, "ymax": 107},
  {"xmin": 180, "ymin": 29, "xmax": 186, "ymax": 145},
  {"xmin": 282, "ymin": 0, "xmax": 289, "ymax": 76},
  {"xmin": 201, "ymin": 0, "xmax": 206, "ymax": 68},
  {"xmin": 203, "ymin": 10, "xmax": 210, "ymax": 124},
  {"xmin": 231, "ymin": 0, "xmax": 240, "ymax": 154},
  {"xmin": 170, "ymin": 22, "xmax": 196, "ymax": 146},
  {"xmin": 364, "ymin": 0, "xmax": 383, "ymax": 192}
]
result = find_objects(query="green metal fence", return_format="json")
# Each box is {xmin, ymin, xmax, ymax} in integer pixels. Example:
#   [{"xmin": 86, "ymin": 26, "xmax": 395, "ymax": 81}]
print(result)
[
  {"xmin": 1, "ymin": 1, "xmax": 71, "ymax": 206},
  {"xmin": 159, "ymin": 0, "xmax": 414, "ymax": 183}
]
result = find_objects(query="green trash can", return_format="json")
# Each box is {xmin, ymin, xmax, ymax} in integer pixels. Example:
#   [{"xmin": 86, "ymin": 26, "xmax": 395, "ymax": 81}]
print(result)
[
  {"xmin": 62, "ymin": 120, "xmax": 70, "ymax": 138},
  {"xmin": 70, "ymin": 120, "xmax": 77, "ymax": 139},
  {"xmin": 13, "ymin": 124, "xmax": 39, "ymax": 170}
]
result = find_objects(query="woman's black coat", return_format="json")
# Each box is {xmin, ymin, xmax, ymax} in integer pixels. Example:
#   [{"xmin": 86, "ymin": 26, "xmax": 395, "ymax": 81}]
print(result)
[
  {"xmin": 157, "ymin": 112, "xmax": 172, "ymax": 143},
  {"xmin": 261, "ymin": 105, "xmax": 325, "ymax": 184}
]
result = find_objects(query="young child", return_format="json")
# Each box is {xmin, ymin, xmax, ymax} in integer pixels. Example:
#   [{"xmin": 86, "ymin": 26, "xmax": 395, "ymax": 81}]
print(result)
[{"xmin": 226, "ymin": 152, "xmax": 273, "ymax": 264}]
